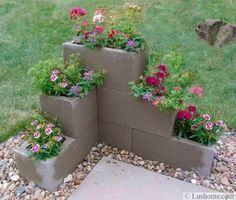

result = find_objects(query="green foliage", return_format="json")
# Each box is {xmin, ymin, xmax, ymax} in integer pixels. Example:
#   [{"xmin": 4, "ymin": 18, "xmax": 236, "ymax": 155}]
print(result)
[
  {"xmin": 25, "ymin": 113, "xmax": 65, "ymax": 161},
  {"xmin": 28, "ymin": 56, "xmax": 106, "ymax": 98}
]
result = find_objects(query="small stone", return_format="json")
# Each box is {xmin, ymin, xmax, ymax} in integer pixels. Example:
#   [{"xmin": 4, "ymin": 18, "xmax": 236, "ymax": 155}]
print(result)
[
  {"xmin": 120, "ymin": 150, "xmax": 126, "ymax": 155},
  {"xmin": 15, "ymin": 186, "xmax": 26, "ymax": 196},
  {"xmin": 11, "ymin": 175, "xmax": 20, "ymax": 182},
  {"xmin": 176, "ymin": 168, "xmax": 182, "ymax": 172},
  {"xmin": 64, "ymin": 174, "xmax": 73, "ymax": 183},
  {"xmin": 139, "ymin": 161, "xmax": 145, "ymax": 166},
  {"xmin": 9, "ymin": 183, "xmax": 15, "ymax": 191},
  {"xmin": 159, "ymin": 163, "xmax": 165, "ymax": 170},
  {"xmin": 106, "ymin": 159, "xmax": 111, "ymax": 164},
  {"xmin": 191, "ymin": 179, "xmax": 197, "ymax": 184},
  {"xmin": 28, "ymin": 181, "xmax": 36, "ymax": 189},
  {"xmin": 221, "ymin": 177, "xmax": 230, "ymax": 186},
  {"xmin": 91, "ymin": 147, "xmax": 97, "ymax": 151}
]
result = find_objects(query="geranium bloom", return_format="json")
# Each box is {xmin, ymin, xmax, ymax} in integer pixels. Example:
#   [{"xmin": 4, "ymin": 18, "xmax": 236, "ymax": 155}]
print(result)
[
  {"xmin": 70, "ymin": 7, "xmax": 87, "ymax": 19},
  {"xmin": 33, "ymin": 131, "xmax": 40, "ymax": 139},
  {"xmin": 70, "ymin": 85, "xmax": 81, "ymax": 96},
  {"xmin": 189, "ymin": 86, "xmax": 203, "ymax": 96},
  {"xmin": 47, "ymin": 123, "xmax": 55, "ymax": 128},
  {"xmin": 157, "ymin": 64, "xmax": 167, "ymax": 72},
  {"xmin": 31, "ymin": 144, "xmax": 40, "ymax": 153},
  {"xmin": 95, "ymin": 25, "xmax": 104, "ymax": 34},
  {"xmin": 93, "ymin": 14, "xmax": 105, "ymax": 23},
  {"xmin": 191, "ymin": 124, "xmax": 198, "ymax": 130},
  {"xmin": 145, "ymin": 76, "xmax": 160, "ymax": 86},
  {"xmin": 177, "ymin": 110, "xmax": 186, "ymax": 120},
  {"xmin": 203, "ymin": 113, "xmax": 211, "ymax": 121},
  {"xmin": 51, "ymin": 69, "xmax": 60, "ymax": 75},
  {"xmin": 188, "ymin": 105, "xmax": 197, "ymax": 113},
  {"xmin": 83, "ymin": 70, "xmax": 93, "ymax": 81},
  {"xmin": 184, "ymin": 112, "xmax": 192, "ymax": 120},
  {"xmin": 50, "ymin": 74, "xmax": 58, "ymax": 82},
  {"xmin": 205, "ymin": 122, "xmax": 213, "ymax": 130},
  {"xmin": 59, "ymin": 82, "xmax": 68, "ymax": 88},
  {"xmin": 31, "ymin": 120, "xmax": 38, "ymax": 126},
  {"xmin": 142, "ymin": 92, "xmax": 153, "ymax": 101},
  {"xmin": 45, "ymin": 127, "xmax": 52, "ymax": 135},
  {"xmin": 84, "ymin": 31, "xmax": 91, "ymax": 39}
]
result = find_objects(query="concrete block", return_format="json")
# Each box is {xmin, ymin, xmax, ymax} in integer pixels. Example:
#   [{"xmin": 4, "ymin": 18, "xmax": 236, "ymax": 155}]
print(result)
[
  {"xmin": 14, "ymin": 122, "xmax": 98, "ymax": 192},
  {"xmin": 40, "ymin": 89, "xmax": 97, "ymax": 138},
  {"xmin": 98, "ymin": 120, "xmax": 132, "ymax": 151},
  {"xmin": 98, "ymin": 87, "xmax": 176, "ymax": 137},
  {"xmin": 63, "ymin": 42, "xmax": 147, "ymax": 92},
  {"xmin": 132, "ymin": 129, "xmax": 215, "ymax": 177}
]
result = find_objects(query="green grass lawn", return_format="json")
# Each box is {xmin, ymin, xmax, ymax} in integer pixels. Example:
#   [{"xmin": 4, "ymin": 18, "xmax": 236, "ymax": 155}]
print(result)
[{"xmin": 1, "ymin": 0, "xmax": 236, "ymax": 142}]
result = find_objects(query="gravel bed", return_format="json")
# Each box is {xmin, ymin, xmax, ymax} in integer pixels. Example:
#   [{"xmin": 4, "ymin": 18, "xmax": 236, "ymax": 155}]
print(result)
[{"xmin": 0, "ymin": 132, "xmax": 235, "ymax": 199}]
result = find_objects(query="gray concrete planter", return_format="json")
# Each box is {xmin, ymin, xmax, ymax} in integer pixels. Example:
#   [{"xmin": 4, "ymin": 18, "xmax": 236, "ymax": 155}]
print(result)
[
  {"xmin": 132, "ymin": 130, "xmax": 215, "ymax": 177},
  {"xmin": 14, "ymin": 122, "xmax": 97, "ymax": 192},
  {"xmin": 40, "ymin": 89, "xmax": 97, "ymax": 138},
  {"xmin": 98, "ymin": 87, "xmax": 177, "ymax": 137},
  {"xmin": 63, "ymin": 42, "xmax": 147, "ymax": 92}
]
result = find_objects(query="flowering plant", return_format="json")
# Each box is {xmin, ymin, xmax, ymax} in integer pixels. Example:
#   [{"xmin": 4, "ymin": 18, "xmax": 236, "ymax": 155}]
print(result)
[
  {"xmin": 129, "ymin": 63, "xmax": 194, "ymax": 111},
  {"xmin": 69, "ymin": 6, "xmax": 145, "ymax": 52},
  {"xmin": 175, "ymin": 105, "xmax": 226, "ymax": 145},
  {"xmin": 25, "ymin": 114, "xmax": 65, "ymax": 161},
  {"xmin": 28, "ymin": 56, "xmax": 105, "ymax": 98}
]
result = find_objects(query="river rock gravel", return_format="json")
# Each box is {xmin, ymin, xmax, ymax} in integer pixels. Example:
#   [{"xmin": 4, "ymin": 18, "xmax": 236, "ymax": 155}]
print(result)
[{"xmin": 0, "ymin": 132, "xmax": 235, "ymax": 199}]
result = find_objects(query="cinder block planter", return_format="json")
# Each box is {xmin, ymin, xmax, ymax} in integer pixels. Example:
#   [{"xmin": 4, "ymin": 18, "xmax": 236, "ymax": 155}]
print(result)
[
  {"xmin": 40, "ymin": 89, "xmax": 97, "ymax": 138},
  {"xmin": 98, "ymin": 120, "xmax": 132, "ymax": 151},
  {"xmin": 132, "ymin": 129, "xmax": 215, "ymax": 177},
  {"xmin": 63, "ymin": 42, "xmax": 147, "ymax": 92},
  {"xmin": 98, "ymin": 87, "xmax": 176, "ymax": 137},
  {"xmin": 14, "ymin": 122, "xmax": 98, "ymax": 192}
]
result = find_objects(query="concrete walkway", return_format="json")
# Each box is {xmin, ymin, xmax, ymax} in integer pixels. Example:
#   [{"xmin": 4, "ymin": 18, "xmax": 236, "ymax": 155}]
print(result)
[{"xmin": 69, "ymin": 157, "xmax": 215, "ymax": 200}]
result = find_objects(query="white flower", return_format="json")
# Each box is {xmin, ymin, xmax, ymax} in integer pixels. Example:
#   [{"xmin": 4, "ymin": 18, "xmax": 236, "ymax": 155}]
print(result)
[{"xmin": 93, "ymin": 14, "xmax": 105, "ymax": 23}]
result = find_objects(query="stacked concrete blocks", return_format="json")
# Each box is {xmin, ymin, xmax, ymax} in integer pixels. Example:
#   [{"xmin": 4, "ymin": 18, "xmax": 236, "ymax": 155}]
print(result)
[{"xmin": 63, "ymin": 41, "xmax": 215, "ymax": 177}]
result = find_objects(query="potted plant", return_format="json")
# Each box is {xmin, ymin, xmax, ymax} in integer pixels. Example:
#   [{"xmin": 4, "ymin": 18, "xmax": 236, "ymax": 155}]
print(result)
[
  {"xmin": 28, "ymin": 56, "xmax": 105, "ymax": 138},
  {"xmin": 63, "ymin": 6, "xmax": 147, "ymax": 92},
  {"xmin": 14, "ymin": 113, "xmax": 98, "ymax": 191}
]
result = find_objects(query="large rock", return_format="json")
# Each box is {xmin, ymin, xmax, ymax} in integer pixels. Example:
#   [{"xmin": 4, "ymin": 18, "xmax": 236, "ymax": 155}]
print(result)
[{"xmin": 215, "ymin": 24, "xmax": 236, "ymax": 47}]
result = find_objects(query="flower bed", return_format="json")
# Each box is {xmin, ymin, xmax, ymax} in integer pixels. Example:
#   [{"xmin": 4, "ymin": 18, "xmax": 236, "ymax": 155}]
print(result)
[
  {"xmin": 28, "ymin": 57, "xmax": 105, "ymax": 98},
  {"xmin": 69, "ymin": 6, "xmax": 145, "ymax": 52},
  {"xmin": 24, "ymin": 113, "xmax": 65, "ymax": 161}
]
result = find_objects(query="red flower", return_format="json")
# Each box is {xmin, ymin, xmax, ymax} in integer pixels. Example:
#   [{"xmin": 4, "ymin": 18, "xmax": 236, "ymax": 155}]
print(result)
[
  {"xmin": 145, "ymin": 76, "xmax": 160, "ymax": 86},
  {"xmin": 108, "ymin": 30, "xmax": 120, "ymax": 39},
  {"xmin": 157, "ymin": 64, "xmax": 167, "ymax": 72},
  {"xmin": 177, "ymin": 110, "xmax": 186, "ymax": 120},
  {"xmin": 189, "ymin": 86, "xmax": 203, "ymax": 96},
  {"xmin": 95, "ymin": 25, "xmax": 104, "ymax": 34},
  {"xmin": 70, "ymin": 7, "xmax": 87, "ymax": 19},
  {"xmin": 160, "ymin": 85, "xmax": 166, "ymax": 91},
  {"xmin": 184, "ymin": 112, "xmax": 192, "ymax": 120},
  {"xmin": 178, "ymin": 99, "xmax": 183, "ymax": 104},
  {"xmin": 191, "ymin": 124, "xmax": 198, "ymax": 130},
  {"xmin": 188, "ymin": 105, "xmax": 197, "ymax": 113},
  {"xmin": 156, "ymin": 71, "xmax": 166, "ymax": 80}
]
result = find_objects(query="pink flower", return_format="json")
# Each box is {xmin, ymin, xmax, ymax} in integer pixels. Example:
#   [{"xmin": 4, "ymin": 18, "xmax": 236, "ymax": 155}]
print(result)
[
  {"xmin": 51, "ymin": 69, "xmax": 60, "ymax": 75},
  {"xmin": 189, "ymin": 86, "xmax": 203, "ymax": 96},
  {"xmin": 156, "ymin": 71, "xmax": 165, "ymax": 80},
  {"xmin": 33, "ymin": 131, "xmax": 40, "ymax": 139},
  {"xmin": 81, "ymin": 20, "xmax": 88, "ymax": 27},
  {"xmin": 70, "ymin": 7, "xmax": 87, "ymax": 19},
  {"xmin": 54, "ymin": 136, "xmax": 63, "ymax": 142},
  {"xmin": 145, "ymin": 76, "xmax": 161, "ymax": 86},
  {"xmin": 215, "ymin": 120, "xmax": 225, "ymax": 127},
  {"xmin": 203, "ymin": 114, "xmax": 211, "ymax": 121},
  {"xmin": 191, "ymin": 124, "xmax": 198, "ymax": 130},
  {"xmin": 205, "ymin": 122, "xmax": 213, "ymax": 130},
  {"xmin": 95, "ymin": 25, "xmax": 104, "ymax": 34},
  {"xmin": 94, "ymin": 8, "xmax": 105, "ymax": 15},
  {"xmin": 188, "ymin": 105, "xmax": 197, "ymax": 113},
  {"xmin": 177, "ymin": 110, "xmax": 191, "ymax": 120},
  {"xmin": 47, "ymin": 123, "xmax": 55, "ymax": 128},
  {"xmin": 31, "ymin": 144, "xmax": 40, "ymax": 153},
  {"xmin": 45, "ymin": 128, "xmax": 52, "ymax": 135},
  {"xmin": 157, "ymin": 64, "xmax": 167, "ymax": 72},
  {"xmin": 30, "ymin": 120, "xmax": 38, "ymax": 126},
  {"xmin": 50, "ymin": 74, "xmax": 58, "ymax": 82},
  {"xmin": 59, "ymin": 82, "xmax": 68, "ymax": 88}
]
